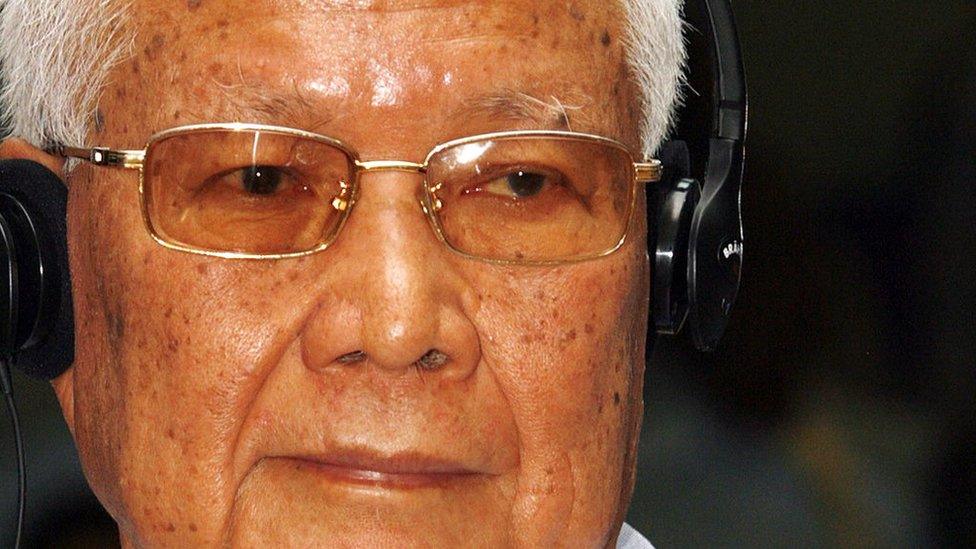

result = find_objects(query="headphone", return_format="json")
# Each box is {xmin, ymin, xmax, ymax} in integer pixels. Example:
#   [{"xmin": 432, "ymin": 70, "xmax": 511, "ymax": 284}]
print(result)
[
  {"xmin": 652, "ymin": 0, "xmax": 746, "ymax": 352},
  {"xmin": 0, "ymin": 0, "xmax": 745, "ymax": 545}
]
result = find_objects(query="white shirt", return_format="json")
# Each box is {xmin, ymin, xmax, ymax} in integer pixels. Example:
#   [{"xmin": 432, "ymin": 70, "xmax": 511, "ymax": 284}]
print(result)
[{"xmin": 617, "ymin": 523, "xmax": 654, "ymax": 549}]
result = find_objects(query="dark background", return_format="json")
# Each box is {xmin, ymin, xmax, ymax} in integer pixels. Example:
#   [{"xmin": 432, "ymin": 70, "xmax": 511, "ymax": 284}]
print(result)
[{"xmin": 2, "ymin": 1, "xmax": 975, "ymax": 547}]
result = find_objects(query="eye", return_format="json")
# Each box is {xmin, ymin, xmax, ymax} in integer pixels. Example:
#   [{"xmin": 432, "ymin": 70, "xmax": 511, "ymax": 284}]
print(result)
[
  {"xmin": 240, "ymin": 165, "xmax": 284, "ymax": 195},
  {"xmin": 482, "ymin": 170, "xmax": 548, "ymax": 199}
]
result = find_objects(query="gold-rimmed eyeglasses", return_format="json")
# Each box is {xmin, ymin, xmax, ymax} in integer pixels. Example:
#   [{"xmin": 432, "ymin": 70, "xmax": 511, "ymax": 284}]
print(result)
[{"xmin": 54, "ymin": 123, "xmax": 662, "ymax": 264}]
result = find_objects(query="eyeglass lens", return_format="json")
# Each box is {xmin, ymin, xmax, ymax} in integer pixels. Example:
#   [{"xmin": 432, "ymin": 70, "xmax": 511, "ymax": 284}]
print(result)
[
  {"xmin": 142, "ymin": 128, "xmax": 635, "ymax": 260},
  {"xmin": 426, "ymin": 135, "xmax": 635, "ymax": 261}
]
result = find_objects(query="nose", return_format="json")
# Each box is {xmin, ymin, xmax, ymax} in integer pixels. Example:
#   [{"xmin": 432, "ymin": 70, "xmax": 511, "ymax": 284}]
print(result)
[{"xmin": 299, "ymin": 169, "xmax": 480, "ymax": 380}]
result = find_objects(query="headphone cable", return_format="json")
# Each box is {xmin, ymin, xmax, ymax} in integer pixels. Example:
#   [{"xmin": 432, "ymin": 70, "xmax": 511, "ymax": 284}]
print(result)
[{"xmin": 0, "ymin": 357, "xmax": 24, "ymax": 549}]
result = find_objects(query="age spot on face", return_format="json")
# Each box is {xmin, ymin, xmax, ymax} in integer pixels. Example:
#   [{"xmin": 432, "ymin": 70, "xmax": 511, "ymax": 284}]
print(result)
[
  {"xmin": 144, "ymin": 33, "xmax": 166, "ymax": 61},
  {"xmin": 166, "ymin": 334, "xmax": 180, "ymax": 354},
  {"xmin": 569, "ymin": 4, "xmax": 585, "ymax": 22},
  {"xmin": 106, "ymin": 308, "xmax": 124, "ymax": 348}
]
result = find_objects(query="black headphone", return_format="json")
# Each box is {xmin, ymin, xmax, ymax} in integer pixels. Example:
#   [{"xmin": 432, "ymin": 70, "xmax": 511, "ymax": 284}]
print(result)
[{"xmin": 652, "ymin": 0, "xmax": 747, "ymax": 351}]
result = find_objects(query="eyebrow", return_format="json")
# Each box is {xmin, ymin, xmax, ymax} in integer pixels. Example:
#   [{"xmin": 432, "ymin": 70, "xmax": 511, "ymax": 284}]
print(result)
[
  {"xmin": 215, "ymin": 80, "xmax": 337, "ymax": 134},
  {"xmin": 214, "ymin": 79, "xmax": 592, "ymax": 134},
  {"xmin": 450, "ymin": 89, "xmax": 590, "ymax": 131}
]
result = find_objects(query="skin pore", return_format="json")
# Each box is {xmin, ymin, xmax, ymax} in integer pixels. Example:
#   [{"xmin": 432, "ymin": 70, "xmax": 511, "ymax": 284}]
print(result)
[{"xmin": 1, "ymin": 0, "xmax": 651, "ymax": 546}]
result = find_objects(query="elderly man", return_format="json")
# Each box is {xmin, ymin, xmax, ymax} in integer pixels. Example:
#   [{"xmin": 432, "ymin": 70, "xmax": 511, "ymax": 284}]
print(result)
[{"xmin": 0, "ymin": 0, "xmax": 687, "ymax": 546}]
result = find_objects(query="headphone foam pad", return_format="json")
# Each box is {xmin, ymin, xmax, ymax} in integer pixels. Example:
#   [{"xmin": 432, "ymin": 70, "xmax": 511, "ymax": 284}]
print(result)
[{"xmin": 0, "ymin": 160, "xmax": 74, "ymax": 380}]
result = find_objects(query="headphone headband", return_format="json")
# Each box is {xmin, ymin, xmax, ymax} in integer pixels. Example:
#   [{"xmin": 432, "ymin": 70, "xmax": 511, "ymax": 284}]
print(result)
[
  {"xmin": 652, "ymin": 0, "xmax": 747, "ymax": 351},
  {"xmin": 706, "ymin": 0, "xmax": 747, "ymax": 142}
]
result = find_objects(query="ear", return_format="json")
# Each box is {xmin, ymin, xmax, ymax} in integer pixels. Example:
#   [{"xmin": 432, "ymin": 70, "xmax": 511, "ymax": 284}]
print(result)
[{"xmin": 0, "ymin": 138, "xmax": 67, "ymax": 178}]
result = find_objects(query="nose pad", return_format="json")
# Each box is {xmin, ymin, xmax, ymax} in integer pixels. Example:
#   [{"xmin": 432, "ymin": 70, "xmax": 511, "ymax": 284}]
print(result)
[
  {"xmin": 418, "ymin": 182, "xmax": 447, "ymax": 246},
  {"xmin": 425, "ymin": 182, "xmax": 444, "ymax": 212}
]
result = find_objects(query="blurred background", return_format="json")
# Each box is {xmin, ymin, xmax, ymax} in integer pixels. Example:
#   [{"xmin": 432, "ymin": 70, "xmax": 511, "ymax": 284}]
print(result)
[{"xmin": 2, "ymin": 1, "xmax": 974, "ymax": 547}]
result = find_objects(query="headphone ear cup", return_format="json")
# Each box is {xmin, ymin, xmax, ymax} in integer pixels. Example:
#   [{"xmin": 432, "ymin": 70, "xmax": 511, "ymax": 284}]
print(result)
[
  {"xmin": 652, "ymin": 177, "xmax": 701, "ymax": 335},
  {"xmin": 0, "ymin": 160, "xmax": 74, "ymax": 380}
]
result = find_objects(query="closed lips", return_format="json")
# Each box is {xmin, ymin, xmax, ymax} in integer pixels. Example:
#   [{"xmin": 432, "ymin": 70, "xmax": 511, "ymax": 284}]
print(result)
[{"xmin": 271, "ymin": 450, "xmax": 485, "ymax": 488}]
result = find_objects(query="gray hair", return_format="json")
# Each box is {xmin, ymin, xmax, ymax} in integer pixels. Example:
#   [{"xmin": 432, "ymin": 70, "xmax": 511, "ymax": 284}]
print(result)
[{"xmin": 0, "ymin": 0, "xmax": 685, "ymax": 160}]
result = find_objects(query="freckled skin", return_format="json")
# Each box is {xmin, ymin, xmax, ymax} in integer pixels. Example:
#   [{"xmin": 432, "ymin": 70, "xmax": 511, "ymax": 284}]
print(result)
[{"xmin": 1, "ymin": 0, "xmax": 651, "ymax": 547}]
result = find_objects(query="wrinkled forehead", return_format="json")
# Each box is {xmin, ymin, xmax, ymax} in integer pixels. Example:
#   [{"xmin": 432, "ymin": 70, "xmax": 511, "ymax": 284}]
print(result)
[{"xmin": 109, "ymin": 0, "xmax": 637, "ymax": 152}]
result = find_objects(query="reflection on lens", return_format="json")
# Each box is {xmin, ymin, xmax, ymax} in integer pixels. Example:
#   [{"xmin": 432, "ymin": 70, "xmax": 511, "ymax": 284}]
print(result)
[
  {"xmin": 143, "ymin": 128, "xmax": 356, "ymax": 255},
  {"xmin": 427, "ymin": 135, "xmax": 635, "ymax": 262}
]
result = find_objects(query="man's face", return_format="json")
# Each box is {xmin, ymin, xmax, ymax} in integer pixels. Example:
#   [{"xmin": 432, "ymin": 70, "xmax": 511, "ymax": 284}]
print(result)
[{"xmin": 54, "ymin": 0, "xmax": 649, "ymax": 545}]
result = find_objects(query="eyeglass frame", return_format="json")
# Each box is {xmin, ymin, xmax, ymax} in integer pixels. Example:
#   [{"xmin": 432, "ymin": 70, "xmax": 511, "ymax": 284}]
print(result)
[{"xmin": 51, "ymin": 122, "xmax": 663, "ymax": 265}]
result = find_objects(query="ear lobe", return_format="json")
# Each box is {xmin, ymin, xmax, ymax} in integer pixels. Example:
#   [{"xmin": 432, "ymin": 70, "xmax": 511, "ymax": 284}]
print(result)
[
  {"xmin": 0, "ymin": 138, "xmax": 67, "ymax": 180},
  {"xmin": 51, "ymin": 367, "xmax": 76, "ymax": 436}
]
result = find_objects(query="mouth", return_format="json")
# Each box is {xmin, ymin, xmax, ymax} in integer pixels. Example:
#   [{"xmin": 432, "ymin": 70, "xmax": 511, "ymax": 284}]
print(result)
[{"xmin": 271, "ymin": 450, "xmax": 483, "ymax": 489}]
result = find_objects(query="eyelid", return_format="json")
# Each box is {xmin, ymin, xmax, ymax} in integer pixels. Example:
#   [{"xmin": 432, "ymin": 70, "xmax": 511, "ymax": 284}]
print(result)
[
  {"xmin": 464, "ymin": 165, "xmax": 569, "ymax": 200},
  {"xmin": 471, "ymin": 162, "xmax": 564, "ymax": 183}
]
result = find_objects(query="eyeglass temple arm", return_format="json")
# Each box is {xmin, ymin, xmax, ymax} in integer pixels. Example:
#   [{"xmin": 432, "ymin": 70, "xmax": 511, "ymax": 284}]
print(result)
[
  {"xmin": 634, "ymin": 160, "xmax": 663, "ymax": 183},
  {"xmin": 48, "ymin": 145, "xmax": 144, "ymax": 169}
]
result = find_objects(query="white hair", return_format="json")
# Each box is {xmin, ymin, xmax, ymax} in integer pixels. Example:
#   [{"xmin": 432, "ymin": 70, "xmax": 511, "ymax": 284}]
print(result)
[
  {"xmin": 0, "ymin": 0, "xmax": 685, "ymax": 159},
  {"xmin": 0, "ymin": 0, "xmax": 133, "ymax": 152},
  {"xmin": 620, "ymin": 0, "xmax": 687, "ymax": 157}
]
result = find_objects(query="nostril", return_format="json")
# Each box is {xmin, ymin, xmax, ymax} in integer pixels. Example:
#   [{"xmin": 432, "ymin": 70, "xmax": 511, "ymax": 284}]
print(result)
[
  {"xmin": 336, "ymin": 350, "xmax": 367, "ymax": 365},
  {"xmin": 416, "ymin": 349, "xmax": 450, "ymax": 371}
]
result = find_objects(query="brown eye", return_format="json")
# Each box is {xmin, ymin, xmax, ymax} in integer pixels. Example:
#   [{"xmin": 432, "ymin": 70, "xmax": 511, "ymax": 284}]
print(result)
[
  {"xmin": 484, "ymin": 170, "xmax": 547, "ymax": 199},
  {"xmin": 240, "ymin": 165, "xmax": 284, "ymax": 195}
]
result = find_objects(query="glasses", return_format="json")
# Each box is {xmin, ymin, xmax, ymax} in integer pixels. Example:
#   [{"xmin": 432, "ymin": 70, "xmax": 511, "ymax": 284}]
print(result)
[{"xmin": 54, "ymin": 123, "xmax": 661, "ymax": 264}]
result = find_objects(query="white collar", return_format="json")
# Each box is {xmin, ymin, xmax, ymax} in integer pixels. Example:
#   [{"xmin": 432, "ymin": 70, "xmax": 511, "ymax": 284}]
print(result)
[{"xmin": 616, "ymin": 523, "xmax": 654, "ymax": 549}]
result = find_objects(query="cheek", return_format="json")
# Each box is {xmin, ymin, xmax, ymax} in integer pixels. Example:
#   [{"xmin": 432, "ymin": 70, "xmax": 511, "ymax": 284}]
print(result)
[
  {"xmin": 464, "ymin": 249, "xmax": 646, "ymax": 541},
  {"xmin": 67, "ymin": 170, "xmax": 304, "ymax": 540},
  {"xmin": 480, "ymin": 259, "xmax": 643, "ymax": 425},
  {"xmin": 64, "ymin": 168, "xmax": 144, "ymax": 525}
]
